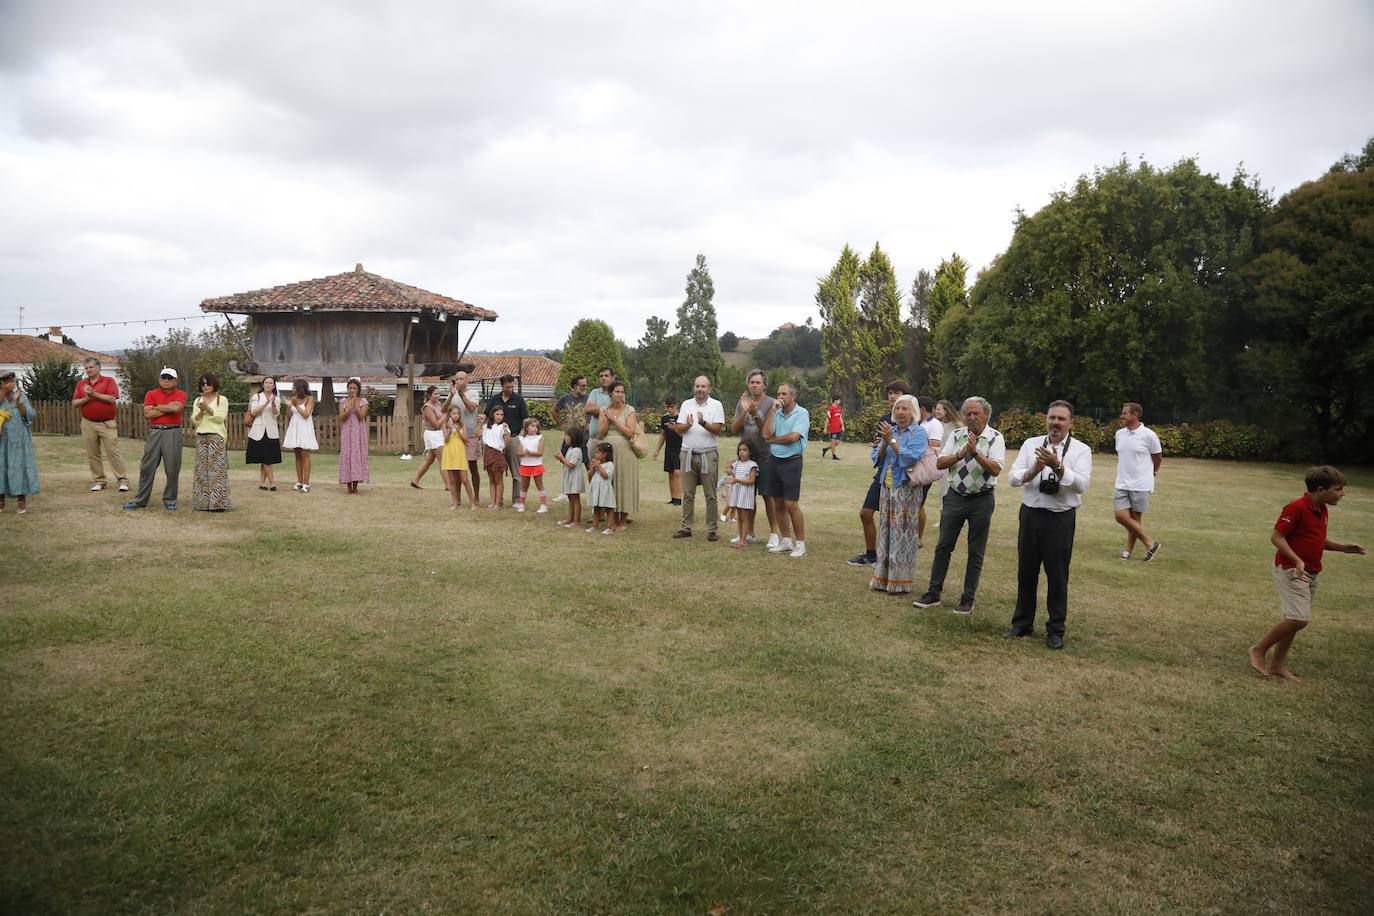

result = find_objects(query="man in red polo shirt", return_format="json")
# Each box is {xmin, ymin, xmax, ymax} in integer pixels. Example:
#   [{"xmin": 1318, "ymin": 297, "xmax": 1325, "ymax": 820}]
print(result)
[
  {"xmin": 71, "ymin": 356, "xmax": 128, "ymax": 492},
  {"xmin": 122, "ymin": 368, "xmax": 187, "ymax": 511}
]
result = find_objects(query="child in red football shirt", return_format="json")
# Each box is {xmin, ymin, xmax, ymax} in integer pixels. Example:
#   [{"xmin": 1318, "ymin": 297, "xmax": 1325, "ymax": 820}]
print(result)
[
  {"xmin": 820, "ymin": 396, "xmax": 844, "ymax": 460},
  {"xmin": 1248, "ymin": 466, "xmax": 1365, "ymax": 682}
]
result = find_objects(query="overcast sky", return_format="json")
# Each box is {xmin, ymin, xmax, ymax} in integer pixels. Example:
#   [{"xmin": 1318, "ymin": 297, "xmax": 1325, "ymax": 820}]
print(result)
[{"xmin": 2, "ymin": 0, "xmax": 1371, "ymax": 354}]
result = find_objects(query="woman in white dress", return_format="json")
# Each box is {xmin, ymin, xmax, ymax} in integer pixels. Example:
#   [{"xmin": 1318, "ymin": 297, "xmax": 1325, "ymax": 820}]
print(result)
[{"xmin": 282, "ymin": 379, "xmax": 319, "ymax": 492}]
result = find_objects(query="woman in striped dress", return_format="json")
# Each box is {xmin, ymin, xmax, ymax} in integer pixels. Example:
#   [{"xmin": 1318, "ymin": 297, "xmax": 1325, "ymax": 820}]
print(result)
[{"xmin": 191, "ymin": 372, "xmax": 231, "ymax": 511}]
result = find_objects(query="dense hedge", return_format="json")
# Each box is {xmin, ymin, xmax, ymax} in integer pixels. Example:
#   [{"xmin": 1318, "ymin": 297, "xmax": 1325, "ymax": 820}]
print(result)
[
  {"xmin": 536, "ymin": 395, "xmax": 1286, "ymax": 462},
  {"xmin": 992, "ymin": 409, "xmax": 1282, "ymax": 462}
]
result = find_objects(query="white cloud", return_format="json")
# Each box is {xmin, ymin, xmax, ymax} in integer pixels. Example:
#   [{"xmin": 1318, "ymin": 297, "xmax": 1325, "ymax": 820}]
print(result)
[{"xmin": 1, "ymin": 0, "xmax": 1371, "ymax": 354}]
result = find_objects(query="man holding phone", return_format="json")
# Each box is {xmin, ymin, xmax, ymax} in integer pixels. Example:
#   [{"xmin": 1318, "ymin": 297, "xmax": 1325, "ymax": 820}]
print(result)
[{"xmin": 672, "ymin": 374, "xmax": 725, "ymax": 541}]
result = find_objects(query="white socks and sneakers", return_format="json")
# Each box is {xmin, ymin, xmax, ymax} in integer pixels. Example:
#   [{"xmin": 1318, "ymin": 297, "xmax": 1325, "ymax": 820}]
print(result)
[{"xmin": 766, "ymin": 536, "xmax": 806, "ymax": 558}]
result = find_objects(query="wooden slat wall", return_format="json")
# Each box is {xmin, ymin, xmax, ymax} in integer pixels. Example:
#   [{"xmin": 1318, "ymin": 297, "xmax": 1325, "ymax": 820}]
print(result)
[{"xmin": 29, "ymin": 401, "xmax": 417, "ymax": 454}]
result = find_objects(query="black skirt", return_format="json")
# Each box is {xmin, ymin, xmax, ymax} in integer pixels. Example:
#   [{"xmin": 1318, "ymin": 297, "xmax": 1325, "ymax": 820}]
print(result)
[{"xmin": 245, "ymin": 434, "xmax": 282, "ymax": 465}]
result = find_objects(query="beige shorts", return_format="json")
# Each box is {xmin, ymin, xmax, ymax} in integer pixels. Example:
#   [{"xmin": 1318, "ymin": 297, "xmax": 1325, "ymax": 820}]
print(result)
[{"xmin": 1272, "ymin": 565, "xmax": 1318, "ymax": 621}]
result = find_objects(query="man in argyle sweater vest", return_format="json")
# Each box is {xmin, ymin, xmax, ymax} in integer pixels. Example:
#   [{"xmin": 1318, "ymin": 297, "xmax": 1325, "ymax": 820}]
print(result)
[{"xmin": 913, "ymin": 396, "xmax": 1006, "ymax": 615}]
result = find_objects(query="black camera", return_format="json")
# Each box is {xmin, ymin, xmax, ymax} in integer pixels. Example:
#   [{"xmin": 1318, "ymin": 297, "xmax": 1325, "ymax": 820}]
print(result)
[{"xmin": 1038, "ymin": 473, "xmax": 1060, "ymax": 495}]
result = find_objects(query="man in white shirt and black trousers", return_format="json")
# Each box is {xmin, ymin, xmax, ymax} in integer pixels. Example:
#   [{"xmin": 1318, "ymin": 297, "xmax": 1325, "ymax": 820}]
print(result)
[{"xmin": 1004, "ymin": 400, "xmax": 1093, "ymax": 649}]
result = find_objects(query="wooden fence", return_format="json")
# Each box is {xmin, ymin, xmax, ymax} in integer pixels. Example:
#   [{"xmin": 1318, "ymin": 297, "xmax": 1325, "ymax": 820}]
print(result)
[{"xmin": 30, "ymin": 401, "xmax": 425, "ymax": 454}]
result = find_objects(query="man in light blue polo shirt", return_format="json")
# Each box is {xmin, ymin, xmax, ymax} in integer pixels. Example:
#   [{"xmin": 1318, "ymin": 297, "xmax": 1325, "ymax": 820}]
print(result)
[{"xmin": 761, "ymin": 382, "xmax": 810, "ymax": 558}]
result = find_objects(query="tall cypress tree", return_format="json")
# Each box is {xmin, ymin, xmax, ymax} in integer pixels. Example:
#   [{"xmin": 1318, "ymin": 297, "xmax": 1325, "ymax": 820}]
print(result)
[
  {"xmin": 669, "ymin": 253, "xmax": 724, "ymax": 391},
  {"xmin": 926, "ymin": 253, "xmax": 969, "ymax": 394},
  {"xmin": 858, "ymin": 243, "xmax": 905, "ymax": 394},
  {"xmin": 816, "ymin": 245, "xmax": 874, "ymax": 404}
]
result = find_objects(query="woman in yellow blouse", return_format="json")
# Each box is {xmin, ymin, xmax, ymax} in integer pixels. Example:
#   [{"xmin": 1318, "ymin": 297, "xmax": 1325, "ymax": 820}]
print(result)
[{"xmin": 192, "ymin": 372, "xmax": 231, "ymax": 511}]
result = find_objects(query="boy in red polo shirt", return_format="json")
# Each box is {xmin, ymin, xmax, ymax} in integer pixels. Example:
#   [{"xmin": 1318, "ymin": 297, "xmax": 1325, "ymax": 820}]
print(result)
[{"xmin": 1248, "ymin": 466, "xmax": 1365, "ymax": 682}]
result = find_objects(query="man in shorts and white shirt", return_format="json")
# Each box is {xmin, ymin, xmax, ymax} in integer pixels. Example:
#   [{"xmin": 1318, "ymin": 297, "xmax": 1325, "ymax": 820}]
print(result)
[{"xmin": 1113, "ymin": 401, "xmax": 1162, "ymax": 560}]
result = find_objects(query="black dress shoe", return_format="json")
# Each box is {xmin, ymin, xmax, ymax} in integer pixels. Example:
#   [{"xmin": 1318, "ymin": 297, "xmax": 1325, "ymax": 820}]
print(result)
[
  {"xmin": 1046, "ymin": 633, "xmax": 1065, "ymax": 650},
  {"xmin": 1002, "ymin": 628, "xmax": 1032, "ymax": 639}
]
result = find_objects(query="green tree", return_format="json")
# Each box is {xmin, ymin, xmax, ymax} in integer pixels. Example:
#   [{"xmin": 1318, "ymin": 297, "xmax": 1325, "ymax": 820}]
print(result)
[
  {"xmin": 719, "ymin": 331, "xmax": 739, "ymax": 352},
  {"xmin": 925, "ymin": 254, "xmax": 969, "ymax": 394},
  {"xmin": 554, "ymin": 319, "xmax": 625, "ymax": 392},
  {"xmin": 908, "ymin": 269, "xmax": 935, "ymax": 329},
  {"xmin": 858, "ymin": 243, "xmax": 905, "ymax": 392},
  {"xmin": 1243, "ymin": 143, "xmax": 1374, "ymax": 458},
  {"xmin": 21, "ymin": 357, "xmax": 83, "ymax": 402},
  {"xmin": 816, "ymin": 245, "xmax": 875, "ymax": 404},
  {"xmin": 120, "ymin": 324, "xmax": 252, "ymax": 404},
  {"xmin": 668, "ymin": 253, "xmax": 724, "ymax": 391},
  {"xmin": 752, "ymin": 322, "xmax": 823, "ymax": 370},
  {"xmin": 1328, "ymin": 136, "xmax": 1374, "ymax": 175},
  {"xmin": 945, "ymin": 158, "xmax": 1269, "ymax": 416},
  {"xmin": 902, "ymin": 269, "xmax": 935, "ymax": 391},
  {"xmin": 628, "ymin": 315, "xmax": 675, "ymax": 404}
]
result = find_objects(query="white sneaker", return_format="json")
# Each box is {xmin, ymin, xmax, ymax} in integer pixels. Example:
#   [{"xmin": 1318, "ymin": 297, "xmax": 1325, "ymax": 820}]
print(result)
[
  {"xmin": 91, "ymin": 483, "xmax": 104, "ymax": 491},
  {"xmin": 720, "ymin": 513, "xmax": 728, "ymax": 522},
  {"xmin": 769, "ymin": 538, "xmax": 794, "ymax": 553},
  {"xmin": 536, "ymin": 505, "xmax": 548, "ymax": 514},
  {"xmin": 516, "ymin": 503, "xmax": 526, "ymax": 512},
  {"xmin": 729, "ymin": 535, "xmax": 741, "ymax": 544},
  {"xmin": 766, "ymin": 533, "xmax": 780, "ymax": 550},
  {"xmin": 746, "ymin": 534, "xmax": 757, "ymax": 544},
  {"xmin": 789, "ymin": 541, "xmax": 807, "ymax": 559},
  {"xmin": 118, "ymin": 482, "xmax": 129, "ymax": 492}
]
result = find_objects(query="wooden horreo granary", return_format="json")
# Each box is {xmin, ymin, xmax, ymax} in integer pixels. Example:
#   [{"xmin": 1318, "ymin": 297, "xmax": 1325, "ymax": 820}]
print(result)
[{"xmin": 200, "ymin": 263, "xmax": 497, "ymax": 422}]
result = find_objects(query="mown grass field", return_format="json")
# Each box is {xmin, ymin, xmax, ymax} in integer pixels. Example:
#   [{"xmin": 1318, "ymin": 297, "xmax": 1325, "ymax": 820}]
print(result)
[{"xmin": 3, "ymin": 434, "xmax": 1372, "ymax": 914}]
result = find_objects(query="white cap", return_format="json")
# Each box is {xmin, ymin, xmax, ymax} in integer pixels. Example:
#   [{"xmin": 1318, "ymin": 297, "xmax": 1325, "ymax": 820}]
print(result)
[{"xmin": 158, "ymin": 367, "xmax": 178, "ymax": 379}]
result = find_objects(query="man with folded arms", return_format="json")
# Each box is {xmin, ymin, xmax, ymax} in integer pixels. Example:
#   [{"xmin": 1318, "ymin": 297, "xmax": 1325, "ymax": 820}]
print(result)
[
  {"xmin": 1003, "ymin": 400, "xmax": 1093, "ymax": 650},
  {"xmin": 71, "ymin": 357, "xmax": 128, "ymax": 492},
  {"xmin": 761, "ymin": 382, "xmax": 810, "ymax": 559}
]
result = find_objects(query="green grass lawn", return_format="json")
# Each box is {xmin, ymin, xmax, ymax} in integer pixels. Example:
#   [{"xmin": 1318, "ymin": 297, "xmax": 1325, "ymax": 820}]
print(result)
[{"xmin": 3, "ymin": 434, "xmax": 1372, "ymax": 914}]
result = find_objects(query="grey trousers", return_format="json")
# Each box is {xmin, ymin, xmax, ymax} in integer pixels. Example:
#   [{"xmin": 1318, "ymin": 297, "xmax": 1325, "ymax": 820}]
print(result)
[
  {"xmin": 132, "ymin": 427, "xmax": 183, "ymax": 507},
  {"xmin": 925, "ymin": 490, "xmax": 996, "ymax": 603},
  {"xmin": 680, "ymin": 448, "xmax": 719, "ymax": 533}
]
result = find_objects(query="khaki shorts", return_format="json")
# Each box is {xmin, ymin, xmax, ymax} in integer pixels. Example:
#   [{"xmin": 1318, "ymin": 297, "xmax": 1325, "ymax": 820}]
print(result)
[
  {"xmin": 1272, "ymin": 565, "xmax": 1318, "ymax": 621},
  {"xmin": 1113, "ymin": 488, "xmax": 1151, "ymax": 512}
]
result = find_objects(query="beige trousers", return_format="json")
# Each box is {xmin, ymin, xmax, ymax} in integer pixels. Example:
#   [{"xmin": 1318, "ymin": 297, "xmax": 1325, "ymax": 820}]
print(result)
[{"xmin": 81, "ymin": 417, "xmax": 128, "ymax": 484}]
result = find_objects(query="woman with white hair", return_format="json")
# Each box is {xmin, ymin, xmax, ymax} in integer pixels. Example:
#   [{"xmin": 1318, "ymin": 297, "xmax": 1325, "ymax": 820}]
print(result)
[{"xmin": 869, "ymin": 394, "xmax": 929, "ymax": 594}]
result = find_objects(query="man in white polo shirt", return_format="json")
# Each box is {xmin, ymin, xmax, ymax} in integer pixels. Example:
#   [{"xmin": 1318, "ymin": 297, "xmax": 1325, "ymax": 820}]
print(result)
[
  {"xmin": 1113, "ymin": 401, "xmax": 1163, "ymax": 561},
  {"xmin": 672, "ymin": 375, "xmax": 726, "ymax": 541},
  {"xmin": 1004, "ymin": 399, "xmax": 1093, "ymax": 650}
]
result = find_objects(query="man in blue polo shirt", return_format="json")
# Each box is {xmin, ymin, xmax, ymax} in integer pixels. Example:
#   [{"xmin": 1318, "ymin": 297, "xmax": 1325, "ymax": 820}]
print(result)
[{"xmin": 761, "ymin": 382, "xmax": 810, "ymax": 558}]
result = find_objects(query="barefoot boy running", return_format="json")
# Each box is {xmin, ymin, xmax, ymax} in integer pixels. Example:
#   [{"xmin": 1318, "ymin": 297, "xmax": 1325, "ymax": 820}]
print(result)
[{"xmin": 1248, "ymin": 466, "xmax": 1365, "ymax": 682}]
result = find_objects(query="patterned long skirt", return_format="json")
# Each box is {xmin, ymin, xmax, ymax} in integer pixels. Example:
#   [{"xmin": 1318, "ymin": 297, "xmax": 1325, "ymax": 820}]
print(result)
[
  {"xmin": 193, "ymin": 434, "xmax": 232, "ymax": 511},
  {"xmin": 870, "ymin": 483, "xmax": 920, "ymax": 593}
]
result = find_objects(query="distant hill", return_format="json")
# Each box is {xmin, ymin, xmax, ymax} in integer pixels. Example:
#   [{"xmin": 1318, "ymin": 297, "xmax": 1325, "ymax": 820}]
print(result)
[
  {"xmin": 469, "ymin": 348, "xmax": 555, "ymax": 356},
  {"xmin": 722, "ymin": 337, "xmax": 757, "ymax": 369}
]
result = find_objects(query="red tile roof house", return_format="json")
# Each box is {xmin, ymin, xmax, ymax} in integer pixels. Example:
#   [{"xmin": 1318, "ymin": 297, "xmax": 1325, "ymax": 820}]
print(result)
[{"xmin": 0, "ymin": 330, "xmax": 124, "ymax": 398}]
